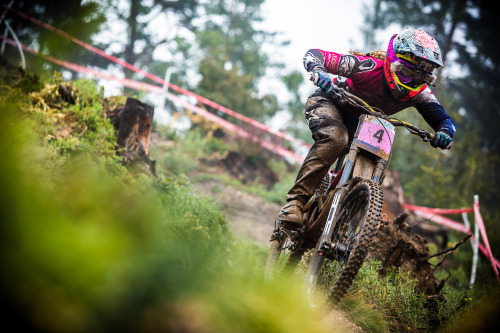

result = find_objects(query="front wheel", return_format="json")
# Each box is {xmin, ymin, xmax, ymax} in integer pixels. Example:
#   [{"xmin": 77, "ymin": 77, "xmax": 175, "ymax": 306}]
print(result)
[{"xmin": 304, "ymin": 180, "xmax": 383, "ymax": 305}]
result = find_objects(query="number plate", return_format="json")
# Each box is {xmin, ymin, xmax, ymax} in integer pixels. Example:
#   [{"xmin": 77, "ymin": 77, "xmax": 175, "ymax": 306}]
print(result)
[{"xmin": 354, "ymin": 115, "xmax": 395, "ymax": 160}]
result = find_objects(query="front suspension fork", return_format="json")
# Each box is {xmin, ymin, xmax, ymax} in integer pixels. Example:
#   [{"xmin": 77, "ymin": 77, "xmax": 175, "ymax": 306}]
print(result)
[{"xmin": 317, "ymin": 147, "xmax": 358, "ymax": 251}]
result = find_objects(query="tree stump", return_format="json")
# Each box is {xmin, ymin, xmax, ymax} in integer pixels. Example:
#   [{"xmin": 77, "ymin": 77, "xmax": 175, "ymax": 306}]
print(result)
[{"xmin": 105, "ymin": 97, "xmax": 157, "ymax": 176}]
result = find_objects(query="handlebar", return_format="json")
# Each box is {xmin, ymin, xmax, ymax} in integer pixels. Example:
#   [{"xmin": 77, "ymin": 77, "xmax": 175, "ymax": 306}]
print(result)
[
  {"xmin": 388, "ymin": 119, "xmax": 435, "ymax": 142},
  {"xmin": 309, "ymin": 72, "xmax": 436, "ymax": 143}
]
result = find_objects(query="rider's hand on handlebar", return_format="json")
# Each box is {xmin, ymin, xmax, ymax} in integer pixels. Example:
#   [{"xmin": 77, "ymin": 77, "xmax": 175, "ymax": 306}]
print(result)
[
  {"xmin": 312, "ymin": 70, "xmax": 334, "ymax": 94},
  {"xmin": 431, "ymin": 131, "xmax": 453, "ymax": 149}
]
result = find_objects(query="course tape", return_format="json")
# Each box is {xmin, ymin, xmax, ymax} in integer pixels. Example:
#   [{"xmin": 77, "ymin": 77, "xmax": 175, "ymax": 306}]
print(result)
[
  {"xmin": 402, "ymin": 204, "xmax": 474, "ymax": 215},
  {"xmin": 474, "ymin": 200, "xmax": 500, "ymax": 281},
  {"xmin": 403, "ymin": 198, "xmax": 500, "ymax": 280},
  {"xmin": 0, "ymin": 35, "xmax": 305, "ymax": 164},
  {"xmin": 409, "ymin": 209, "xmax": 471, "ymax": 234},
  {"xmin": 5, "ymin": 6, "xmax": 311, "ymax": 150}
]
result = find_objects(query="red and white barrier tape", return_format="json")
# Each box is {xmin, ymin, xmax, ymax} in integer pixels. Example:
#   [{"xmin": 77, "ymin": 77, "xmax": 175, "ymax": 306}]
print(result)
[
  {"xmin": 4, "ymin": 6, "xmax": 311, "ymax": 150},
  {"xmin": 474, "ymin": 200, "xmax": 500, "ymax": 280},
  {"xmin": 408, "ymin": 209, "xmax": 471, "ymax": 234},
  {"xmin": 409, "ymin": 209, "xmax": 500, "ymax": 271},
  {"xmin": 0, "ymin": 35, "xmax": 305, "ymax": 164},
  {"xmin": 402, "ymin": 204, "xmax": 474, "ymax": 215},
  {"xmin": 478, "ymin": 243, "xmax": 500, "ymax": 271},
  {"xmin": 400, "ymin": 186, "xmax": 500, "ymax": 281}
]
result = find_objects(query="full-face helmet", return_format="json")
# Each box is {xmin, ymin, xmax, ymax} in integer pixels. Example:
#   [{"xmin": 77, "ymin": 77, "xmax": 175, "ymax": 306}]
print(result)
[{"xmin": 384, "ymin": 28, "xmax": 444, "ymax": 99}]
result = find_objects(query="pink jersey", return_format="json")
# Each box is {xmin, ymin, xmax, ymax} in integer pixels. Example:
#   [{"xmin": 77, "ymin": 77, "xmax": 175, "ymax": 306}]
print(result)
[
  {"xmin": 308, "ymin": 49, "xmax": 385, "ymax": 96},
  {"xmin": 303, "ymin": 49, "xmax": 456, "ymax": 137}
]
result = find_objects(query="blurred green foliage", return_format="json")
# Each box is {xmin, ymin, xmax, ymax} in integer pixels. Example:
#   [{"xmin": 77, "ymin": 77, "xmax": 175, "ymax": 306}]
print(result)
[
  {"xmin": 440, "ymin": 285, "xmax": 500, "ymax": 333},
  {"xmin": 341, "ymin": 260, "xmax": 470, "ymax": 332},
  {"xmin": 0, "ymin": 71, "xmax": 337, "ymax": 333}
]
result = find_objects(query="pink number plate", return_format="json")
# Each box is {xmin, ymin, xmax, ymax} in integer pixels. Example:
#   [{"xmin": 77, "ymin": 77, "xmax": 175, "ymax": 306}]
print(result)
[{"xmin": 355, "ymin": 115, "xmax": 395, "ymax": 160}]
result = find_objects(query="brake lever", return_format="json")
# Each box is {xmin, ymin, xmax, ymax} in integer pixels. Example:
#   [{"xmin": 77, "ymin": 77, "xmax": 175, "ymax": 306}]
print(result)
[{"xmin": 309, "ymin": 72, "xmax": 317, "ymax": 83}]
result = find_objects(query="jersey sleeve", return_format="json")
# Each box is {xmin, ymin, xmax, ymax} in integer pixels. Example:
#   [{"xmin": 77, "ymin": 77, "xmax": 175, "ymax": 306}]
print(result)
[
  {"xmin": 303, "ymin": 49, "xmax": 343, "ymax": 73},
  {"xmin": 412, "ymin": 87, "xmax": 456, "ymax": 138},
  {"xmin": 304, "ymin": 49, "xmax": 379, "ymax": 80}
]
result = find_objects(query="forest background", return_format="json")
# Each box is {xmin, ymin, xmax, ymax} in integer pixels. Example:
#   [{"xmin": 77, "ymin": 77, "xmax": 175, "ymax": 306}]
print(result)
[
  {"xmin": 1, "ymin": 0, "xmax": 500, "ymax": 331},
  {"xmin": 4, "ymin": 0, "xmax": 500, "ymax": 296}
]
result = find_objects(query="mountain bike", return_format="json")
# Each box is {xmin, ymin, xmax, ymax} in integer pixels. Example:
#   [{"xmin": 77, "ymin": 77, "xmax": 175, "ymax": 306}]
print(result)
[{"xmin": 264, "ymin": 80, "xmax": 436, "ymax": 305}]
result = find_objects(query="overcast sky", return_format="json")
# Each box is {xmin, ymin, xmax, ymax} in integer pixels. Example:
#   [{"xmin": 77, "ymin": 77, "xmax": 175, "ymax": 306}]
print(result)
[
  {"xmin": 255, "ymin": 0, "xmax": 383, "ymax": 105},
  {"xmin": 259, "ymin": 0, "xmax": 371, "ymax": 73}
]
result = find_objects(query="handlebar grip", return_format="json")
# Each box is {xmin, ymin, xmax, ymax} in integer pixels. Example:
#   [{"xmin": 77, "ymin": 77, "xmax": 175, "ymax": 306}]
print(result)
[{"xmin": 309, "ymin": 72, "xmax": 318, "ymax": 84}]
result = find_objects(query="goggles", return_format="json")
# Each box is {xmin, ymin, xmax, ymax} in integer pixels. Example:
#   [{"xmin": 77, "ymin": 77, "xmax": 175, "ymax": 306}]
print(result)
[
  {"xmin": 390, "ymin": 61, "xmax": 437, "ymax": 92},
  {"xmin": 396, "ymin": 52, "xmax": 438, "ymax": 72}
]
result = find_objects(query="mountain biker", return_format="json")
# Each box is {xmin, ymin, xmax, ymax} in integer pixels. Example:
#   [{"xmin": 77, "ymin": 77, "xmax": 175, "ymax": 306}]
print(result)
[{"xmin": 277, "ymin": 28, "xmax": 456, "ymax": 230}]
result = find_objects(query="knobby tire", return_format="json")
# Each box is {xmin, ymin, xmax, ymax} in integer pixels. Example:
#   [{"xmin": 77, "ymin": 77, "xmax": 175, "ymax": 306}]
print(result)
[{"xmin": 304, "ymin": 180, "xmax": 383, "ymax": 305}]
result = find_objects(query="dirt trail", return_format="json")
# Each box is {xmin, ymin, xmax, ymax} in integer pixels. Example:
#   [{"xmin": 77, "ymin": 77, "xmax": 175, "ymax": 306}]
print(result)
[
  {"xmin": 150, "ymin": 132, "xmax": 280, "ymax": 244},
  {"xmin": 193, "ymin": 180, "xmax": 279, "ymax": 244}
]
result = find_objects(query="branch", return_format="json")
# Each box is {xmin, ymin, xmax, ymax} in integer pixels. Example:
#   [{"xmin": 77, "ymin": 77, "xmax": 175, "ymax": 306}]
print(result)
[
  {"xmin": 425, "ymin": 252, "xmax": 450, "ymax": 281},
  {"xmin": 151, "ymin": 38, "xmax": 169, "ymax": 49},
  {"xmin": 421, "ymin": 234, "xmax": 472, "ymax": 262}
]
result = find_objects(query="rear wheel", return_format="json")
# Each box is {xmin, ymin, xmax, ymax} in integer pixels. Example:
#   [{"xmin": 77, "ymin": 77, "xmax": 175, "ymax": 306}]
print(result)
[
  {"xmin": 304, "ymin": 180, "xmax": 383, "ymax": 305},
  {"xmin": 304, "ymin": 248, "xmax": 327, "ymax": 306}
]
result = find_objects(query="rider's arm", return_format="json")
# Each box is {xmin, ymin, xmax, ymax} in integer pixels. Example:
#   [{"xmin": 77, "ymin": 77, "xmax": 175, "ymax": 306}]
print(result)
[
  {"xmin": 303, "ymin": 49, "xmax": 343, "ymax": 73},
  {"xmin": 412, "ymin": 87, "xmax": 456, "ymax": 138},
  {"xmin": 303, "ymin": 49, "xmax": 378, "ymax": 78}
]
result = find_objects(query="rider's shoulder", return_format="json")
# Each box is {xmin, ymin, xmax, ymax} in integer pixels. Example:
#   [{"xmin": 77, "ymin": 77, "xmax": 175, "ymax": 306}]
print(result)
[
  {"xmin": 340, "ymin": 53, "xmax": 384, "ymax": 65},
  {"xmin": 409, "ymin": 86, "xmax": 439, "ymax": 104}
]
